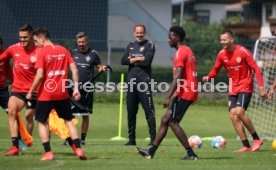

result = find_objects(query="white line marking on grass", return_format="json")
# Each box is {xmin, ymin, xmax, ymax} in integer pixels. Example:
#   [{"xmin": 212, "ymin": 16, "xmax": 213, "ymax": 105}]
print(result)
[{"xmin": 31, "ymin": 160, "xmax": 65, "ymax": 170}]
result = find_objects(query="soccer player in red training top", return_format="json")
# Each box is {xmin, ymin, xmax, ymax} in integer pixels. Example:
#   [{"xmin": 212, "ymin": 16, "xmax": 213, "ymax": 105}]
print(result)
[
  {"xmin": 136, "ymin": 26, "xmax": 198, "ymax": 160},
  {"xmin": 0, "ymin": 36, "xmax": 13, "ymax": 113},
  {"xmin": 0, "ymin": 25, "xmax": 38, "ymax": 156},
  {"xmin": 26, "ymin": 27, "xmax": 87, "ymax": 161},
  {"xmin": 202, "ymin": 29, "xmax": 266, "ymax": 152}
]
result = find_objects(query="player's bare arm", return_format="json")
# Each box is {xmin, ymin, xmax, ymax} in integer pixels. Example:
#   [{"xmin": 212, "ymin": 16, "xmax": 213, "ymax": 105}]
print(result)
[
  {"xmin": 96, "ymin": 64, "xmax": 107, "ymax": 72},
  {"xmin": 128, "ymin": 56, "xmax": 140, "ymax": 64},
  {"xmin": 70, "ymin": 62, "xmax": 80, "ymax": 101},
  {"xmin": 26, "ymin": 68, "xmax": 44, "ymax": 100},
  {"xmin": 163, "ymin": 67, "xmax": 183, "ymax": 108}
]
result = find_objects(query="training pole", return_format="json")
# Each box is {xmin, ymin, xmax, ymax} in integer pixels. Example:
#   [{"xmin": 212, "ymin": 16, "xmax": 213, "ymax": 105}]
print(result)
[{"xmin": 111, "ymin": 73, "xmax": 126, "ymax": 141}]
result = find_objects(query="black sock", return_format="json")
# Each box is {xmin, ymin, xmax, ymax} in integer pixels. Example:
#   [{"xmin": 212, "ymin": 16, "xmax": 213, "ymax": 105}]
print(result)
[
  {"xmin": 73, "ymin": 138, "xmax": 81, "ymax": 148},
  {"xmin": 81, "ymin": 133, "xmax": 86, "ymax": 141},
  {"xmin": 242, "ymin": 139, "xmax": 251, "ymax": 148},
  {"xmin": 186, "ymin": 147, "xmax": 196, "ymax": 157},
  {"xmin": 11, "ymin": 137, "xmax": 19, "ymax": 148},
  {"xmin": 251, "ymin": 132, "xmax": 260, "ymax": 140},
  {"xmin": 42, "ymin": 142, "xmax": 51, "ymax": 152},
  {"xmin": 148, "ymin": 144, "xmax": 158, "ymax": 155},
  {"xmin": 66, "ymin": 137, "xmax": 73, "ymax": 146}
]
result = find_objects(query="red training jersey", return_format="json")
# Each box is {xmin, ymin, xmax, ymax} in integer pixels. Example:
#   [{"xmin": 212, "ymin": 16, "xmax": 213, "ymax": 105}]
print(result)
[
  {"xmin": 174, "ymin": 45, "xmax": 198, "ymax": 101},
  {"xmin": 0, "ymin": 43, "xmax": 38, "ymax": 93},
  {"xmin": 208, "ymin": 45, "xmax": 263, "ymax": 95},
  {"xmin": 35, "ymin": 44, "xmax": 74, "ymax": 101},
  {"xmin": 0, "ymin": 49, "xmax": 13, "ymax": 87}
]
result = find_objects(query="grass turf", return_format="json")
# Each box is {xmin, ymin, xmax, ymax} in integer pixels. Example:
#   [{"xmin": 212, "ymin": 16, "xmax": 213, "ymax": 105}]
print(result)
[{"xmin": 0, "ymin": 103, "xmax": 275, "ymax": 170}]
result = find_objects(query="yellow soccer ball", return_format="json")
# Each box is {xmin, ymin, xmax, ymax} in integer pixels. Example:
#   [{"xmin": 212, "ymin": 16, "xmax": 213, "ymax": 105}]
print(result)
[{"xmin": 272, "ymin": 140, "xmax": 276, "ymax": 150}]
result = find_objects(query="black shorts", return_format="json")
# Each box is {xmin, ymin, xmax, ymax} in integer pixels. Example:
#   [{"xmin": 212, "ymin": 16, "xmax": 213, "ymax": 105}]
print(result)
[
  {"xmin": 35, "ymin": 99, "xmax": 74, "ymax": 123},
  {"xmin": 228, "ymin": 92, "xmax": 252, "ymax": 111},
  {"xmin": 70, "ymin": 89, "xmax": 93, "ymax": 116},
  {"xmin": 168, "ymin": 97, "xmax": 193, "ymax": 122},
  {"xmin": 11, "ymin": 92, "xmax": 37, "ymax": 109},
  {"xmin": 0, "ymin": 86, "xmax": 9, "ymax": 112}
]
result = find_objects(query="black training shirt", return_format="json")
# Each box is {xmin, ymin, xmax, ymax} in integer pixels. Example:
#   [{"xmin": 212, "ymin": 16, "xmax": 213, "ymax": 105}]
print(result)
[
  {"xmin": 121, "ymin": 39, "xmax": 155, "ymax": 81},
  {"xmin": 71, "ymin": 48, "xmax": 101, "ymax": 83}
]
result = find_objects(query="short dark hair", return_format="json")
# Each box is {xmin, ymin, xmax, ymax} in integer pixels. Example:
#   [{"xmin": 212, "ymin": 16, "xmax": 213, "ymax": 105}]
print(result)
[
  {"xmin": 134, "ymin": 24, "xmax": 146, "ymax": 33},
  {"xmin": 169, "ymin": 26, "xmax": 186, "ymax": 41},
  {"xmin": 33, "ymin": 27, "xmax": 50, "ymax": 39},
  {"xmin": 76, "ymin": 32, "xmax": 87, "ymax": 39},
  {"xmin": 221, "ymin": 29, "xmax": 234, "ymax": 37},
  {"xmin": 19, "ymin": 24, "xmax": 33, "ymax": 33}
]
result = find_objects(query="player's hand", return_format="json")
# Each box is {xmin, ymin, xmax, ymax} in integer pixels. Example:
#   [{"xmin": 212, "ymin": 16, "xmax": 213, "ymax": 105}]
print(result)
[
  {"xmin": 258, "ymin": 87, "xmax": 267, "ymax": 99},
  {"xmin": 72, "ymin": 90, "xmax": 81, "ymax": 101},
  {"xmin": 26, "ymin": 92, "xmax": 32, "ymax": 100},
  {"xmin": 267, "ymin": 89, "xmax": 274, "ymax": 99},
  {"xmin": 163, "ymin": 97, "xmax": 170, "ymax": 108},
  {"xmin": 128, "ymin": 57, "xmax": 139, "ymax": 64},
  {"xmin": 202, "ymin": 76, "xmax": 209, "ymax": 82},
  {"xmin": 138, "ymin": 56, "xmax": 145, "ymax": 62},
  {"xmin": 102, "ymin": 65, "xmax": 107, "ymax": 72}
]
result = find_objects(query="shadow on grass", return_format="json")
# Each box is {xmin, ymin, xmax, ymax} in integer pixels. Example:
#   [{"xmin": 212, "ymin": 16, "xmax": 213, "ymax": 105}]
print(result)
[{"xmin": 199, "ymin": 156, "xmax": 233, "ymax": 160}]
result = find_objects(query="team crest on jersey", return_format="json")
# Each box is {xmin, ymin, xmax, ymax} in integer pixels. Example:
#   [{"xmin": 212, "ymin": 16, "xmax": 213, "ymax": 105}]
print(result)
[
  {"xmin": 30, "ymin": 55, "xmax": 37, "ymax": 63},
  {"xmin": 140, "ymin": 46, "xmax": 144, "ymax": 52},
  {"xmin": 46, "ymin": 55, "xmax": 52, "ymax": 62},
  {"xmin": 86, "ymin": 56, "xmax": 91, "ymax": 62},
  {"xmin": 236, "ymin": 57, "xmax": 241, "ymax": 63}
]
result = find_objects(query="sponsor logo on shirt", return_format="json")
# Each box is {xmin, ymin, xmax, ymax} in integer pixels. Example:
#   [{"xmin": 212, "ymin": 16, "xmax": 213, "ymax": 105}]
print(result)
[
  {"xmin": 48, "ymin": 70, "xmax": 65, "ymax": 77},
  {"xmin": 15, "ymin": 53, "xmax": 20, "ymax": 57},
  {"xmin": 19, "ymin": 62, "xmax": 32, "ymax": 69},
  {"xmin": 226, "ymin": 65, "xmax": 242, "ymax": 70},
  {"xmin": 46, "ymin": 54, "xmax": 65, "ymax": 62},
  {"xmin": 224, "ymin": 60, "xmax": 228, "ymax": 62},
  {"xmin": 187, "ymin": 55, "xmax": 196, "ymax": 61}
]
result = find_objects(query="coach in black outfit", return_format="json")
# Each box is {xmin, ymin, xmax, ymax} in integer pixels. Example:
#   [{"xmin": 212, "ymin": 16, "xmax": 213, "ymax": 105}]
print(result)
[
  {"xmin": 121, "ymin": 24, "xmax": 156, "ymax": 145},
  {"xmin": 64, "ymin": 32, "xmax": 106, "ymax": 146}
]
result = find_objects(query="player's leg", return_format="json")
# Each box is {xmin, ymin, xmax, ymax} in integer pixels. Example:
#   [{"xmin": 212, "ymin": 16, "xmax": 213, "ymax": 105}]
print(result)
[
  {"xmin": 168, "ymin": 98, "xmax": 197, "ymax": 160},
  {"xmin": 136, "ymin": 109, "xmax": 170, "ymax": 159},
  {"xmin": 234, "ymin": 93, "xmax": 262, "ymax": 151},
  {"xmin": 80, "ymin": 91, "xmax": 93, "ymax": 145},
  {"xmin": 25, "ymin": 109, "xmax": 35, "ymax": 135},
  {"xmin": 137, "ymin": 85, "xmax": 156, "ymax": 145},
  {"xmin": 136, "ymin": 97, "xmax": 177, "ymax": 159},
  {"xmin": 81, "ymin": 115, "xmax": 89, "ymax": 145},
  {"xmin": 24, "ymin": 94, "xmax": 36, "ymax": 135},
  {"xmin": 126, "ymin": 88, "xmax": 139, "ymax": 145},
  {"xmin": 35, "ymin": 101, "xmax": 54, "ymax": 160},
  {"xmin": 5, "ymin": 94, "xmax": 25, "ymax": 155},
  {"xmin": 55, "ymin": 99, "xmax": 87, "ymax": 160},
  {"xmin": 228, "ymin": 94, "xmax": 251, "ymax": 152}
]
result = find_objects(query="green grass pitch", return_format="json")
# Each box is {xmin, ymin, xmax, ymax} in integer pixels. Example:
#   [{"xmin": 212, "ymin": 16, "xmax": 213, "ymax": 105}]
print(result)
[{"xmin": 0, "ymin": 103, "xmax": 275, "ymax": 170}]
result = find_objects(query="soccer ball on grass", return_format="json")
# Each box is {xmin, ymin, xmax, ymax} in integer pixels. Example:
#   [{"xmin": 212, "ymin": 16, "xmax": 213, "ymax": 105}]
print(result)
[
  {"xmin": 211, "ymin": 136, "xmax": 226, "ymax": 148},
  {"xmin": 188, "ymin": 135, "xmax": 202, "ymax": 148}
]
